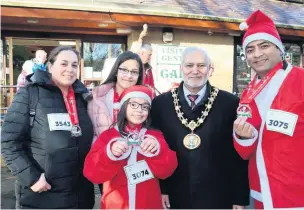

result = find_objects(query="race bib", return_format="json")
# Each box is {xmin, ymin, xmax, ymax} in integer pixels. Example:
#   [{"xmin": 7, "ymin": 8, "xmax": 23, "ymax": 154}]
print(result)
[
  {"xmin": 47, "ymin": 113, "xmax": 72, "ymax": 131},
  {"xmin": 124, "ymin": 160, "xmax": 154, "ymax": 185},
  {"xmin": 266, "ymin": 109, "xmax": 298, "ymax": 136}
]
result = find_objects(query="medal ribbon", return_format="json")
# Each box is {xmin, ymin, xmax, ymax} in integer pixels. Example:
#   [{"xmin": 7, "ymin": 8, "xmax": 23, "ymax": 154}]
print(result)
[
  {"xmin": 240, "ymin": 62, "xmax": 283, "ymax": 104},
  {"xmin": 62, "ymin": 88, "xmax": 79, "ymax": 126},
  {"xmin": 113, "ymin": 88, "xmax": 120, "ymax": 123}
]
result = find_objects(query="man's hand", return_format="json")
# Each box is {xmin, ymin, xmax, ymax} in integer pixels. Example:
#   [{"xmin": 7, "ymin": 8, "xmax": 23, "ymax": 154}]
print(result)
[
  {"xmin": 233, "ymin": 205, "xmax": 245, "ymax": 209},
  {"xmin": 162, "ymin": 194, "xmax": 170, "ymax": 209},
  {"xmin": 30, "ymin": 173, "xmax": 51, "ymax": 193},
  {"xmin": 139, "ymin": 24, "xmax": 148, "ymax": 39},
  {"xmin": 233, "ymin": 116, "xmax": 255, "ymax": 139}
]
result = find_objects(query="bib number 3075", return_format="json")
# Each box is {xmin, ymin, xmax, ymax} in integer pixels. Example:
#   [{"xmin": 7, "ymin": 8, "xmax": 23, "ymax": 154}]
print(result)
[
  {"xmin": 266, "ymin": 109, "xmax": 298, "ymax": 136},
  {"xmin": 124, "ymin": 160, "xmax": 154, "ymax": 185}
]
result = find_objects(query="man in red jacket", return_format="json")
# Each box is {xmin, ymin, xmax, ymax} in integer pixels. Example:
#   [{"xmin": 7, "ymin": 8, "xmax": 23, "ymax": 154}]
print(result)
[
  {"xmin": 139, "ymin": 44, "xmax": 155, "ymax": 89},
  {"xmin": 233, "ymin": 10, "xmax": 304, "ymax": 209}
]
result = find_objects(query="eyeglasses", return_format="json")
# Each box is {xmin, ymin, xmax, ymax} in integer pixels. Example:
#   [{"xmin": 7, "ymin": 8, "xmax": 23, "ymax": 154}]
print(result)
[
  {"xmin": 128, "ymin": 101, "xmax": 150, "ymax": 111},
  {"xmin": 118, "ymin": 67, "xmax": 140, "ymax": 76}
]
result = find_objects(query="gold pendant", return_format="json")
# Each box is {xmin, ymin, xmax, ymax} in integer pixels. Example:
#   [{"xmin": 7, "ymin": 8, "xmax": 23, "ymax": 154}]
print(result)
[{"xmin": 183, "ymin": 133, "xmax": 201, "ymax": 150}]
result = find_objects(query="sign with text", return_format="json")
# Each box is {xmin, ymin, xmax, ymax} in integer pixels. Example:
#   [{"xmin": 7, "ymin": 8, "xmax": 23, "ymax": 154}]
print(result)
[{"xmin": 155, "ymin": 45, "xmax": 186, "ymax": 93}]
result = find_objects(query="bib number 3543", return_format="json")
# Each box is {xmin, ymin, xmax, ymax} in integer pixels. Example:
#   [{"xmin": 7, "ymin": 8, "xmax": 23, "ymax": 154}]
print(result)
[
  {"xmin": 266, "ymin": 109, "xmax": 298, "ymax": 136},
  {"xmin": 124, "ymin": 160, "xmax": 154, "ymax": 185}
]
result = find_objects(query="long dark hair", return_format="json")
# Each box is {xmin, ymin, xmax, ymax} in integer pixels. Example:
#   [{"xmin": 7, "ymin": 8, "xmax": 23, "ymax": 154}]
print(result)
[
  {"xmin": 103, "ymin": 51, "xmax": 143, "ymax": 85},
  {"xmin": 117, "ymin": 99, "xmax": 152, "ymax": 136}
]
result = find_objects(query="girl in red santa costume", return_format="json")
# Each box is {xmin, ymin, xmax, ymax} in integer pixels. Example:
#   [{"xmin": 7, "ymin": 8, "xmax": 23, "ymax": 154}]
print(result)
[{"xmin": 84, "ymin": 85, "xmax": 178, "ymax": 209}]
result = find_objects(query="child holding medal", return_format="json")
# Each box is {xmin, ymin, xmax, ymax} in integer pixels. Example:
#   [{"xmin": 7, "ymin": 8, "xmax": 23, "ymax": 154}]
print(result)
[{"xmin": 84, "ymin": 85, "xmax": 177, "ymax": 209}]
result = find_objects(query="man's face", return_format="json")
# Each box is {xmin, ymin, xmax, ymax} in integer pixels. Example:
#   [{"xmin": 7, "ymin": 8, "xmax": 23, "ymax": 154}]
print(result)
[
  {"xmin": 140, "ymin": 50, "xmax": 152, "ymax": 64},
  {"xmin": 181, "ymin": 51, "xmax": 209, "ymax": 89},
  {"xmin": 245, "ymin": 40, "xmax": 282, "ymax": 76}
]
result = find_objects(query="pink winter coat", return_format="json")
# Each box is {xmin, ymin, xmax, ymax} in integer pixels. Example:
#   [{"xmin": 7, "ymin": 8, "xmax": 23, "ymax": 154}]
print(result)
[{"xmin": 88, "ymin": 83, "xmax": 117, "ymax": 143}]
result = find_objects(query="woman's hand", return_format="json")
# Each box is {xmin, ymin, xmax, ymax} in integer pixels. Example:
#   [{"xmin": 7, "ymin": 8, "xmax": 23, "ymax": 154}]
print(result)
[
  {"xmin": 30, "ymin": 173, "xmax": 51, "ymax": 193},
  {"xmin": 141, "ymin": 136, "xmax": 158, "ymax": 154},
  {"xmin": 111, "ymin": 141, "xmax": 129, "ymax": 157}
]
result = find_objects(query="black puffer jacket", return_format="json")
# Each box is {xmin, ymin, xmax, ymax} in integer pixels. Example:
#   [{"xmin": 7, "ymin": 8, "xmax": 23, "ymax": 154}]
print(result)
[{"xmin": 1, "ymin": 70, "xmax": 95, "ymax": 209}]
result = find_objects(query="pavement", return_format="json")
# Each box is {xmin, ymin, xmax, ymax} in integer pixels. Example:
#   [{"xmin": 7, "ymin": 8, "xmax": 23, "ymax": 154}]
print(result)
[
  {"xmin": 0, "ymin": 164, "xmax": 101, "ymax": 209},
  {"xmin": 1, "ymin": 165, "xmax": 16, "ymax": 209},
  {"xmin": 1, "ymin": 164, "xmax": 252, "ymax": 209}
]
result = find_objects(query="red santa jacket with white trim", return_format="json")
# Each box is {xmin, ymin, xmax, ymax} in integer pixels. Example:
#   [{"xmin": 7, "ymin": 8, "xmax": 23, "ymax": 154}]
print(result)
[
  {"xmin": 234, "ymin": 64, "xmax": 304, "ymax": 208},
  {"xmin": 83, "ymin": 126, "xmax": 177, "ymax": 209}
]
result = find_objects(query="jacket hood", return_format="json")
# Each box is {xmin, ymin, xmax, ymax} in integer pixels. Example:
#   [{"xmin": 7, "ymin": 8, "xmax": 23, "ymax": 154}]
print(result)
[{"xmin": 92, "ymin": 83, "xmax": 115, "ymax": 98}]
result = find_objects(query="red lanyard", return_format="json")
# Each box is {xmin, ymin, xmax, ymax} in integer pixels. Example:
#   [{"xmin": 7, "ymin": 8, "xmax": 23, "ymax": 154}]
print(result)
[
  {"xmin": 125, "ymin": 123, "xmax": 142, "ymax": 133},
  {"xmin": 113, "ymin": 88, "xmax": 120, "ymax": 123},
  {"xmin": 62, "ymin": 88, "xmax": 79, "ymax": 125},
  {"xmin": 240, "ymin": 62, "xmax": 283, "ymax": 104}
]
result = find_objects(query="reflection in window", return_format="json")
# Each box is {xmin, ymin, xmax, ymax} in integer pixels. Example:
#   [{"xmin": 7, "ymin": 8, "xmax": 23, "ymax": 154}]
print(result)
[
  {"xmin": 284, "ymin": 43, "xmax": 301, "ymax": 67},
  {"xmin": 83, "ymin": 43, "xmax": 124, "ymax": 72},
  {"xmin": 235, "ymin": 45, "xmax": 251, "ymax": 96},
  {"xmin": 83, "ymin": 43, "xmax": 125, "ymax": 89}
]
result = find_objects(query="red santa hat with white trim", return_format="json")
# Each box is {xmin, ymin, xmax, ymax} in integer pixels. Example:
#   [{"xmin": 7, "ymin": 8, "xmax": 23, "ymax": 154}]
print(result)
[
  {"xmin": 120, "ymin": 85, "xmax": 153, "ymax": 106},
  {"xmin": 239, "ymin": 10, "xmax": 285, "ymax": 54}
]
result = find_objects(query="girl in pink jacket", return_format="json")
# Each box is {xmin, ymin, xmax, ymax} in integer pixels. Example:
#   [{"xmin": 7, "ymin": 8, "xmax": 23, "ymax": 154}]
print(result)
[{"xmin": 88, "ymin": 51, "xmax": 144, "ymax": 143}]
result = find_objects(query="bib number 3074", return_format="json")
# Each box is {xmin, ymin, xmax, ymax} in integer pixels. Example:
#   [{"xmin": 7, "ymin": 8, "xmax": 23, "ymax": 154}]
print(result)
[
  {"xmin": 266, "ymin": 109, "xmax": 298, "ymax": 136},
  {"xmin": 132, "ymin": 169, "xmax": 150, "ymax": 180},
  {"xmin": 124, "ymin": 160, "xmax": 154, "ymax": 185}
]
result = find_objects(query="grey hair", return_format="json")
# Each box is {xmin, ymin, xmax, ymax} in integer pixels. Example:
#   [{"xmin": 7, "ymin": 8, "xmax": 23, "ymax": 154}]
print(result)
[
  {"xmin": 35, "ymin": 49, "xmax": 47, "ymax": 57},
  {"xmin": 181, "ymin": 47, "xmax": 211, "ymax": 68},
  {"xmin": 140, "ymin": 44, "xmax": 153, "ymax": 52}
]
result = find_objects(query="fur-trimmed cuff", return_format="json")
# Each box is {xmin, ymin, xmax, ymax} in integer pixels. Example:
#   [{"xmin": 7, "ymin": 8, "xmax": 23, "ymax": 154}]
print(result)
[
  {"xmin": 233, "ymin": 126, "xmax": 258, "ymax": 147},
  {"xmin": 106, "ymin": 138, "xmax": 132, "ymax": 161},
  {"xmin": 136, "ymin": 135, "xmax": 160, "ymax": 157}
]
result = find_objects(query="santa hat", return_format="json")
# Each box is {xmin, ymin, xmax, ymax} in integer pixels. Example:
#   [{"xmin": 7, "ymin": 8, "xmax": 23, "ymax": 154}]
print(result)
[
  {"xmin": 120, "ymin": 85, "xmax": 153, "ymax": 106},
  {"xmin": 240, "ymin": 10, "xmax": 284, "ymax": 53}
]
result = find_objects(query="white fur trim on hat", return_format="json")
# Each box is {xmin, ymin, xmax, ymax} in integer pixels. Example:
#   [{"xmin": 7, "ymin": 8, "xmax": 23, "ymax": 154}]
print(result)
[
  {"xmin": 243, "ymin": 32, "xmax": 285, "ymax": 53},
  {"xmin": 120, "ymin": 91, "xmax": 151, "ymax": 105},
  {"xmin": 239, "ymin": 22, "xmax": 248, "ymax": 31}
]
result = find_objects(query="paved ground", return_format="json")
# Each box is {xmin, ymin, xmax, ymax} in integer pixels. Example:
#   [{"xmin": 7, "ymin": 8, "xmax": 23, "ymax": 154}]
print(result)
[
  {"xmin": 1, "ymin": 164, "xmax": 252, "ymax": 209},
  {"xmin": 1, "ymin": 166, "xmax": 16, "ymax": 209},
  {"xmin": 0, "ymin": 164, "xmax": 101, "ymax": 209}
]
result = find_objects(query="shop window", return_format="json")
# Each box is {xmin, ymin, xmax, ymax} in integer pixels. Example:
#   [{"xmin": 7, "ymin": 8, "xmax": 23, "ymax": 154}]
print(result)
[
  {"xmin": 284, "ymin": 43, "xmax": 302, "ymax": 67},
  {"xmin": 234, "ymin": 45, "xmax": 251, "ymax": 96},
  {"xmin": 83, "ymin": 43, "xmax": 125, "ymax": 88}
]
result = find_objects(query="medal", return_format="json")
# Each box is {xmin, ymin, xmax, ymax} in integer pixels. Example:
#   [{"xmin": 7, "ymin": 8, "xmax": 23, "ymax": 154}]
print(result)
[
  {"xmin": 183, "ymin": 133, "xmax": 201, "ymax": 150},
  {"xmin": 127, "ymin": 132, "xmax": 142, "ymax": 146},
  {"xmin": 62, "ymin": 88, "xmax": 82, "ymax": 137},
  {"xmin": 172, "ymin": 86, "xmax": 219, "ymax": 150},
  {"xmin": 237, "ymin": 104, "xmax": 252, "ymax": 118},
  {"xmin": 71, "ymin": 124, "xmax": 82, "ymax": 137}
]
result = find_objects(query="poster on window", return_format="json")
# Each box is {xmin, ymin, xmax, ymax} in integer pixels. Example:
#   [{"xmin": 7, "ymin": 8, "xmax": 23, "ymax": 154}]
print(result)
[{"xmin": 154, "ymin": 45, "xmax": 187, "ymax": 93}]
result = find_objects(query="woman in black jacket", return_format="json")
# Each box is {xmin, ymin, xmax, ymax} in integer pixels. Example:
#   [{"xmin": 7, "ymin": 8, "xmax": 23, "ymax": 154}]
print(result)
[{"xmin": 1, "ymin": 46, "xmax": 95, "ymax": 209}]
